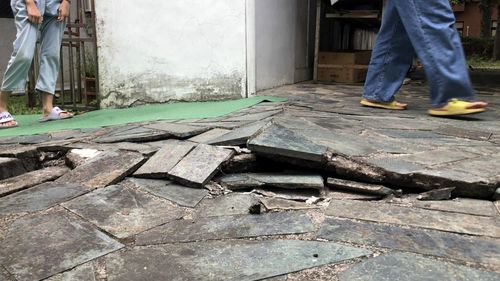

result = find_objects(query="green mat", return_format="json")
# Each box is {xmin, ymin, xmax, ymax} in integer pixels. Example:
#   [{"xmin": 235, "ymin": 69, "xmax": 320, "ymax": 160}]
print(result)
[{"xmin": 0, "ymin": 96, "xmax": 286, "ymax": 137}]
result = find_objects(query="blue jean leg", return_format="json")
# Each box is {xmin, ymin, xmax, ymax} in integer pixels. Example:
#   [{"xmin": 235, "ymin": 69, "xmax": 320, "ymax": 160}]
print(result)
[
  {"xmin": 36, "ymin": 15, "xmax": 65, "ymax": 94},
  {"xmin": 1, "ymin": 0, "xmax": 63, "ymax": 95},
  {"xmin": 393, "ymin": 0, "xmax": 474, "ymax": 107},
  {"xmin": 363, "ymin": 1, "xmax": 415, "ymax": 103},
  {"xmin": 1, "ymin": 0, "xmax": 39, "ymax": 93}
]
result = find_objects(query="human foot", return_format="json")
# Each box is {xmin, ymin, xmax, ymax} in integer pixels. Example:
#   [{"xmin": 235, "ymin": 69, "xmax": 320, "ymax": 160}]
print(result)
[
  {"xmin": 360, "ymin": 99, "xmax": 408, "ymax": 110},
  {"xmin": 0, "ymin": 112, "xmax": 18, "ymax": 129},
  {"xmin": 428, "ymin": 99, "xmax": 488, "ymax": 116},
  {"xmin": 40, "ymin": 107, "xmax": 74, "ymax": 122}
]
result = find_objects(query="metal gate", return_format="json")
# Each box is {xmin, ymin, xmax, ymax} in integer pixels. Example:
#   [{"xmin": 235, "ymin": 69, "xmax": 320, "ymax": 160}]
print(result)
[{"xmin": 28, "ymin": 0, "xmax": 99, "ymax": 110}]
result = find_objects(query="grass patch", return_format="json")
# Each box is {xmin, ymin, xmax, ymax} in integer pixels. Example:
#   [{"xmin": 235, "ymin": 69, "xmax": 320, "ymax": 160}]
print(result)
[
  {"xmin": 7, "ymin": 95, "xmax": 42, "ymax": 115},
  {"xmin": 468, "ymin": 55, "xmax": 500, "ymax": 70}
]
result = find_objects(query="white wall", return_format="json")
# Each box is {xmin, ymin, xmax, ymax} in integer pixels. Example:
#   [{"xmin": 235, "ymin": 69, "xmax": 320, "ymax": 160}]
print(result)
[
  {"xmin": 95, "ymin": 0, "xmax": 248, "ymax": 108},
  {"xmin": 254, "ymin": 0, "xmax": 316, "ymax": 91}
]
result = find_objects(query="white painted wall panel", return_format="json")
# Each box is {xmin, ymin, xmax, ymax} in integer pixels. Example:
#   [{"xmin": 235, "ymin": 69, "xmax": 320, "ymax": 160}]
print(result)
[{"xmin": 95, "ymin": 0, "xmax": 247, "ymax": 108}]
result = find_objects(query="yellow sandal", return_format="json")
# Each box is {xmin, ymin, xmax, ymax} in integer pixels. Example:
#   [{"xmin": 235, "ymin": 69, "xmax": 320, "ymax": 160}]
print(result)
[
  {"xmin": 360, "ymin": 99, "xmax": 408, "ymax": 110},
  {"xmin": 428, "ymin": 99, "xmax": 487, "ymax": 116}
]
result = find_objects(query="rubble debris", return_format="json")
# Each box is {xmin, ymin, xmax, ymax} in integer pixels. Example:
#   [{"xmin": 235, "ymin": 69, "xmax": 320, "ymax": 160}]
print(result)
[
  {"xmin": 260, "ymin": 197, "xmax": 318, "ymax": 211},
  {"xmin": 221, "ymin": 153, "xmax": 258, "ymax": 173}
]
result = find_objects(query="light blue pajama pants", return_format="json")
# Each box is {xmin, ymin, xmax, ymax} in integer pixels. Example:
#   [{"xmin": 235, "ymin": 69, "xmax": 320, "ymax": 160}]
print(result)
[
  {"xmin": 363, "ymin": 0, "xmax": 475, "ymax": 107},
  {"xmin": 1, "ymin": 0, "xmax": 65, "ymax": 95}
]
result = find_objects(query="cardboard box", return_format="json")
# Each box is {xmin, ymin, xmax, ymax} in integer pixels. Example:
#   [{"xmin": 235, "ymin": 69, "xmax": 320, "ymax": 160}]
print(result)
[
  {"xmin": 317, "ymin": 65, "xmax": 368, "ymax": 83},
  {"xmin": 318, "ymin": 51, "xmax": 372, "ymax": 65}
]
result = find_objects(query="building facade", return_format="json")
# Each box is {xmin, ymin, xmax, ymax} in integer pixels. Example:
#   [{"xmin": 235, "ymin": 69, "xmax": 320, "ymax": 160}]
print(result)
[{"xmin": 453, "ymin": 1, "xmax": 499, "ymax": 38}]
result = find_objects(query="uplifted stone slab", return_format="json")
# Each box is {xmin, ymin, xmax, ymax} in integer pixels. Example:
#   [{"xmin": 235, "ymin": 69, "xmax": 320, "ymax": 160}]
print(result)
[
  {"xmin": 169, "ymin": 144, "xmax": 234, "ymax": 187},
  {"xmin": 95, "ymin": 126, "xmax": 172, "ymax": 143},
  {"xmin": 0, "ymin": 166, "xmax": 69, "ymax": 197},
  {"xmin": 62, "ymin": 185, "xmax": 185, "ymax": 239},
  {"xmin": 105, "ymin": 240, "xmax": 371, "ymax": 281},
  {"xmin": 248, "ymin": 124, "xmax": 327, "ymax": 163},
  {"xmin": 188, "ymin": 128, "xmax": 231, "ymax": 143},
  {"xmin": 0, "ymin": 157, "xmax": 26, "ymax": 180},
  {"xmin": 0, "ymin": 182, "xmax": 87, "ymax": 216},
  {"xmin": 133, "ymin": 140, "xmax": 195, "ymax": 178},
  {"xmin": 222, "ymin": 153, "xmax": 258, "ymax": 173},
  {"xmin": 208, "ymin": 121, "xmax": 268, "ymax": 146},
  {"xmin": 319, "ymin": 218, "xmax": 500, "ymax": 265},
  {"xmin": 136, "ymin": 211, "xmax": 314, "ymax": 245},
  {"xmin": 364, "ymin": 157, "xmax": 425, "ymax": 175},
  {"xmin": 411, "ymin": 198, "xmax": 498, "ymax": 217},
  {"xmin": 260, "ymin": 197, "xmax": 318, "ymax": 211},
  {"xmin": 326, "ymin": 200, "xmax": 500, "ymax": 237},
  {"xmin": 0, "ymin": 210, "xmax": 123, "ymax": 281},
  {"xmin": 56, "ymin": 150, "xmax": 145, "ymax": 189},
  {"xmin": 327, "ymin": 178, "xmax": 396, "ymax": 196},
  {"xmin": 339, "ymin": 252, "xmax": 500, "ymax": 281},
  {"xmin": 220, "ymin": 173, "xmax": 324, "ymax": 191},
  {"xmin": 195, "ymin": 193, "xmax": 260, "ymax": 217},
  {"xmin": 128, "ymin": 178, "xmax": 208, "ymax": 208},
  {"xmin": 417, "ymin": 187, "xmax": 455, "ymax": 201},
  {"xmin": 145, "ymin": 122, "xmax": 208, "ymax": 138}
]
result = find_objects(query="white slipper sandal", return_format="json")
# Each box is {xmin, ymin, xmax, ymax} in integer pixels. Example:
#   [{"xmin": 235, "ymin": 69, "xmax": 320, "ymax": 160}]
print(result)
[
  {"xmin": 0, "ymin": 111, "xmax": 18, "ymax": 129},
  {"xmin": 39, "ymin": 107, "xmax": 74, "ymax": 122}
]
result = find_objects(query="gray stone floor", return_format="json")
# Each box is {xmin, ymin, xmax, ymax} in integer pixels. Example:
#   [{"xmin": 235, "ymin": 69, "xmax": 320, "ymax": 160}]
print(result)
[{"xmin": 0, "ymin": 81, "xmax": 499, "ymax": 281}]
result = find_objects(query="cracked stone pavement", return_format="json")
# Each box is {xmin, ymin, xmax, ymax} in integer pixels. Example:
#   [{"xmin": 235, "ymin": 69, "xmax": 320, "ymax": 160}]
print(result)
[{"xmin": 0, "ymin": 81, "xmax": 499, "ymax": 281}]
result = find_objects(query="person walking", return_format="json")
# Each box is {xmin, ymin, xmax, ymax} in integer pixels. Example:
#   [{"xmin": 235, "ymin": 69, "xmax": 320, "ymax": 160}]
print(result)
[
  {"xmin": 360, "ymin": 0, "xmax": 488, "ymax": 116},
  {"xmin": 0, "ymin": 0, "xmax": 73, "ymax": 129}
]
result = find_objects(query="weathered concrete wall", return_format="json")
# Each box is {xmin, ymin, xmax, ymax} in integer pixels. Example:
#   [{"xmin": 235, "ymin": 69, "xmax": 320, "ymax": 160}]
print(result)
[
  {"xmin": 0, "ymin": 18, "xmax": 17, "ymax": 79},
  {"xmin": 254, "ymin": 0, "xmax": 316, "ymax": 91},
  {"xmin": 95, "ymin": 0, "xmax": 247, "ymax": 108}
]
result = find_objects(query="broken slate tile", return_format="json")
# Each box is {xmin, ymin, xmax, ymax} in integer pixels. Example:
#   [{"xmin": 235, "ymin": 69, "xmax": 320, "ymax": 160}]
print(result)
[
  {"xmin": 260, "ymin": 197, "xmax": 318, "ymax": 211},
  {"xmin": 364, "ymin": 157, "xmax": 425, "ymax": 175},
  {"xmin": 0, "ymin": 166, "xmax": 69, "ymax": 197},
  {"xmin": 56, "ymin": 150, "xmax": 145, "ymax": 189},
  {"xmin": 0, "ymin": 209, "xmax": 123, "ymax": 281},
  {"xmin": 0, "ymin": 157, "xmax": 27, "ymax": 180},
  {"xmin": 326, "ymin": 200, "xmax": 500, "ymax": 238},
  {"xmin": 339, "ymin": 252, "xmax": 500, "ymax": 281},
  {"xmin": 0, "ymin": 182, "xmax": 88, "ymax": 216},
  {"xmin": 62, "ymin": 184, "xmax": 185, "ymax": 239},
  {"xmin": 187, "ymin": 128, "xmax": 231, "ymax": 143},
  {"xmin": 195, "ymin": 193, "xmax": 261, "ymax": 217},
  {"xmin": 247, "ymin": 123, "xmax": 327, "ymax": 163},
  {"xmin": 168, "ymin": 144, "xmax": 234, "ymax": 187},
  {"xmin": 208, "ymin": 121, "xmax": 269, "ymax": 146},
  {"xmin": 133, "ymin": 140, "xmax": 195, "ymax": 178},
  {"xmin": 327, "ymin": 178, "xmax": 397, "ymax": 196},
  {"xmin": 319, "ymin": 218, "xmax": 500, "ymax": 265},
  {"xmin": 410, "ymin": 198, "xmax": 498, "ymax": 217},
  {"xmin": 104, "ymin": 240, "xmax": 371, "ymax": 281},
  {"xmin": 136, "ymin": 211, "xmax": 314, "ymax": 245},
  {"xmin": 417, "ymin": 187, "xmax": 455, "ymax": 201},
  {"xmin": 45, "ymin": 263, "xmax": 96, "ymax": 281},
  {"xmin": 65, "ymin": 149, "xmax": 102, "ymax": 168},
  {"xmin": 145, "ymin": 122, "xmax": 209, "ymax": 138},
  {"xmin": 128, "ymin": 178, "xmax": 208, "ymax": 208}
]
